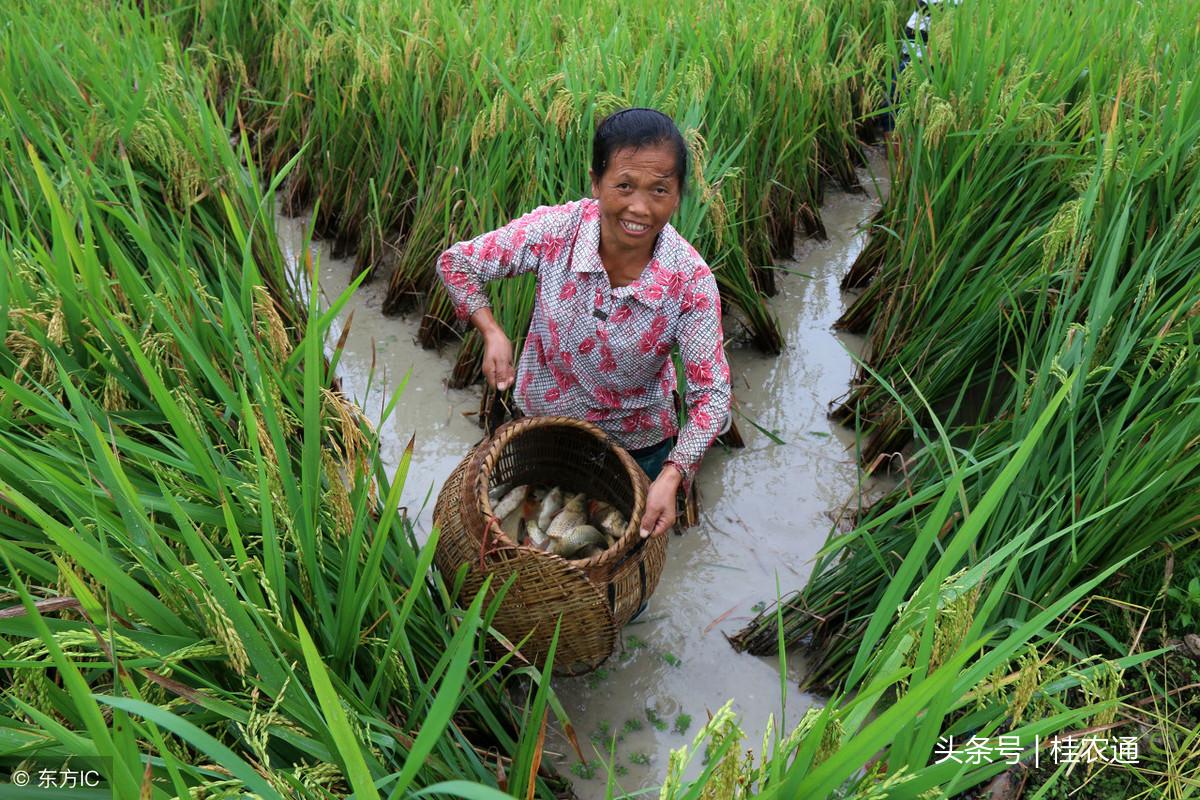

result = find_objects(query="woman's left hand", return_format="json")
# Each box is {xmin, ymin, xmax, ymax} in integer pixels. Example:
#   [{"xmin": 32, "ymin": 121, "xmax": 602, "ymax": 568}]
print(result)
[{"xmin": 640, "ymin": 464, "xmax": 682, "ymax": 538}]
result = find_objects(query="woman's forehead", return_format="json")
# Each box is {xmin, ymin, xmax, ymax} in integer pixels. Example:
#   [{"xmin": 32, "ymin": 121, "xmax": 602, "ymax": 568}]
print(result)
[
  {"xmin": 606, "ymin": 145, "xmax": 678, "ymax": 177},
  {"xmin": 609, "ymin": 144, "xmax": 675, "ymax": 167}
]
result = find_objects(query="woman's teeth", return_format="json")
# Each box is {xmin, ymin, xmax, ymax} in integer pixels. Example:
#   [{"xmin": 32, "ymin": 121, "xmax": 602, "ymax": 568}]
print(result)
[{"xmin": 621, "ymin": 220, "xmax": 649, "ymax": 233}]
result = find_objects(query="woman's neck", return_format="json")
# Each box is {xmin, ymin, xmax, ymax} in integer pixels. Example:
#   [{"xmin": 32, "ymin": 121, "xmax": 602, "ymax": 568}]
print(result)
[{"xmin": 598, "ymin": 237, "xmax": 654, "ymax": 288}]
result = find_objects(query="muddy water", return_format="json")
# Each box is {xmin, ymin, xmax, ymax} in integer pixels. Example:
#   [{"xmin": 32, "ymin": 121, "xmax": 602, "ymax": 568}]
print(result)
[
  {"xmin": 275, "ymin": 232, "xmax": 494, "ymax": 529},
  {"xmin": 277, "ymin": 159, "xmax": 888, "ymax": 798}
]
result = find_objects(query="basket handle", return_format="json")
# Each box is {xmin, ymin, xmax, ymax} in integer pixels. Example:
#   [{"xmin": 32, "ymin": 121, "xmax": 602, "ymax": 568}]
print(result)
[{"xmin": 481, "ymin": 386, "xmax": 520, "ymax": 439}]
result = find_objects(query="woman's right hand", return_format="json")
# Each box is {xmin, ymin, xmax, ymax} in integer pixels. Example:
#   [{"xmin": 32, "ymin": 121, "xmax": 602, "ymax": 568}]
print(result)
[{"xmin": 482, "ymin": 329, "xmax": 515, "ymax": 391}]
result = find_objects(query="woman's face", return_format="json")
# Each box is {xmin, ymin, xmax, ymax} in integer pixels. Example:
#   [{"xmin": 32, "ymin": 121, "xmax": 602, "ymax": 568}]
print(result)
[{"xmin": 589, "ymin": 143, "xmax": 681, "ymax": 257}]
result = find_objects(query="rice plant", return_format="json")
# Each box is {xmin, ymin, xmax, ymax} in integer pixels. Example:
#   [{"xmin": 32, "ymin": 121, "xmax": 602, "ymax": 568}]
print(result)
[
  {"xmin": 734, "ymin": 0, "xmax": 1200, "ymax": 695},
  {"xmin": 636, "ymin": 377, "xmax": 1163, "ymax": 799},
  {"xmin": 0, "ymin": 3, "xmax": 567, "ymax": 795},
  {"xmin": 833, "ymin": 0, "xmax": 1200, "ymax": 459},
  {"xmin": 8, "ymin": 1, "xmax": 1198, "ymax": 797},
  {"xmin": 163, "ymin": 0, "xmax": 895, "ymax": 380}
]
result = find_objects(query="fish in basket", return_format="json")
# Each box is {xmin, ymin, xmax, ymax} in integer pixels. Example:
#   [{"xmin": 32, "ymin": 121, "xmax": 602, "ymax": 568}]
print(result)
[
  {"xmin": 432, "ymin": 416, "xmax": 668, "ymax": 676},
  {"xmin": 488, "ymin": 482, "xmax": 630, "ymax": 559}
]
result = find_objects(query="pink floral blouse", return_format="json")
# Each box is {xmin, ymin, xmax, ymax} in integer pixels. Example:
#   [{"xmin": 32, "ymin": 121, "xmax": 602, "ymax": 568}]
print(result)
[{"xmin": 438, "ymin": 198, "xmax": 731, "ymax": 482}]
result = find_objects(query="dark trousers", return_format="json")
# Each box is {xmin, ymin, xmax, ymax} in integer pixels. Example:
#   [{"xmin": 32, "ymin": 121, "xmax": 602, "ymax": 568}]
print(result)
[{"xmin": 629, "ymin": 438, "xmax": 674, "ymax": 480}]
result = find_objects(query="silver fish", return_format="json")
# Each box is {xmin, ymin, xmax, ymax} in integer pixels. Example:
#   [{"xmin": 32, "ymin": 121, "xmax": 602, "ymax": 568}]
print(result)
[
  {"xmin": 578, "ymin": 544, "xmax": 604, "ymax": 560},
  {"xmin": 536, "ymin": 486, "xmax": 564, "ymax": 530},
  {"xmin": 557, "ymin": 543, "xmax": 604, "ymax": 561},
  {"xmin": 500, "ymin": 507, "xmax": 524, "ymax": 542},
  {"xmin": 487, "ymin": 481, "xmax": 511, "ymax": 504},
  {"xmin": 590, "ymin": 500, "xmax": 627, "ymax": 542},
  {"xmin": 526, "ymin": 519, "xmax": 549, "ymax": 550},
  {"xmin": 545, "ymin": 492, "xmax": 587, "ymax": 539},
  {"xmin": 550, "ymin": 524, "xmax": 607, "ymax": 558},
  {"xmin": 492, "ymin": 484, "xmax": 528, "ymax": 520}
]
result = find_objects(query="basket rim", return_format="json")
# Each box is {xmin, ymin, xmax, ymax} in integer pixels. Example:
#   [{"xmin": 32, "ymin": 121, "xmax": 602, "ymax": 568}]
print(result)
[{"xmin": 467, "ymin": 415, "xmax": 649, "ymax": 572}]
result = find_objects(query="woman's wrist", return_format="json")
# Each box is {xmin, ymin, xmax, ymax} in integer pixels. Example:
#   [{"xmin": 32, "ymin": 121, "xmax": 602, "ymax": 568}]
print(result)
[
  {"xmin": 658, "ymin": 461, "xmax": 685, "ymax": 486},
  {"xmin": 470, "ymin": 308, "xmax": 507, "ymax": 341},
  {"xmin": 482, "ymin": 327, "xmax": 509, "ymax": 344}
]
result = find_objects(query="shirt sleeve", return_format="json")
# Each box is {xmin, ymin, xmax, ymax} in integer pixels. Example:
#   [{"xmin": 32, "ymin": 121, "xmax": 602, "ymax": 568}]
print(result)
[
  {"xmin": 665, "ymin": 261, "xmax": 731, "ymax": 484},
  {"xmin": 437, "ymin": 202, "xmax": 578, "ymax": 321}
]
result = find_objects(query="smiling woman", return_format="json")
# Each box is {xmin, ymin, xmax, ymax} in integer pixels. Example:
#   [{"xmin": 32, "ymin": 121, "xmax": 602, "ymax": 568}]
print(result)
[{"xmin": 437, "ymin": 108, "xmax": 731, "ymax": 538}]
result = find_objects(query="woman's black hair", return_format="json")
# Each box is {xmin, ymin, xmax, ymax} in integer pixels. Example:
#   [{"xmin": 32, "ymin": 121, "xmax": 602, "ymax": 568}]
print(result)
[{"xmin": 592, "ymin": 108, "xmax": 688, "ymax": 193}]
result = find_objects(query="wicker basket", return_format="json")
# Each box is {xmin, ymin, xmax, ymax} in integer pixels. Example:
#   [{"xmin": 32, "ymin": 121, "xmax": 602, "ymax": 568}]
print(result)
[{"xmin": 432, "ymin": 416, "xmax": 668, "ymax": 675}]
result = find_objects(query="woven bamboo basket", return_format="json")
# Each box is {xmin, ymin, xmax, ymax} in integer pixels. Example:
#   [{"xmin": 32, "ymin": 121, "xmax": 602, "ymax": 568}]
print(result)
[{"xmin": 433, "ymin": 416, "xmax": 668, "ymax": 675}]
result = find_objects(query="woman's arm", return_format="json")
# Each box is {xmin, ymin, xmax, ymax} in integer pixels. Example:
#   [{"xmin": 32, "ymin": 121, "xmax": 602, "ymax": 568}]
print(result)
[
  {"xmin": 469, "ymin": 307, "xmax": 515, "ymax": 390},
  {"xmin": 638, "ymin": 262, "xmax": 731, "ymax": 538},
  {"xmin": 437, "ymin": 203, "xmax": 577, "ymax": 388},
  {"xmin": 667, "ymin": 263, "xmax": 731, "ymax": 482},
  {"xmin": 639, "ymin": 462, "xmax": 684, "ymax": 538}
]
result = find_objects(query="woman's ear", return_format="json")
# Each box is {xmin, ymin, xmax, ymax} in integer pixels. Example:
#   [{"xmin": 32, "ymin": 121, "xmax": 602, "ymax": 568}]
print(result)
[{"xmin": 589, "ymin": 169, "xmax": 600, "ymax": 198}]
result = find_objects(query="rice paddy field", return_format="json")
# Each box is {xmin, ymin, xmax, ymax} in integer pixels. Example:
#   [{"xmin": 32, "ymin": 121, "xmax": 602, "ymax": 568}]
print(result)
[{"xmin": 2, "ymin": 0, "xmax": 1198, "ymax": 798}]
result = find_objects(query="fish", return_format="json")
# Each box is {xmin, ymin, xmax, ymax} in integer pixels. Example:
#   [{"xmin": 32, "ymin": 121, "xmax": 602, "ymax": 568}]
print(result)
[
  {"xmin": 589, "ymin": 500, "xmax": 628, "ymax": 543},
  {"xmin": 545, "ymin": 492, "xmax": 587, "ymax": 539},
  {"xmin": 549, "ymin": 524, "xmax": 608, "ymax": 558},
  {"xmin": 578, "ymin": 544, "xmax": 605, "ymax": 560},
  {"xmin": 536, "ymin": 486, "xmax": 564, "ymax": 530},
  {"xmin": 492, "ymin": 484, "xmax": 528, "ymax": 520},
  {"xmin": 526, "ymin": 519, "xmax": 549, "ymax": 550},
  {"xmin": 487, "ymin": 481, "xmax": 511, "ymax": 504},
  {"xmin": 514, "ymin": 496, "xmax": 541, "ymax": 542},
  {"xmin": 500, "ymin": 506, "xmax": 524, "ymax": 542}
]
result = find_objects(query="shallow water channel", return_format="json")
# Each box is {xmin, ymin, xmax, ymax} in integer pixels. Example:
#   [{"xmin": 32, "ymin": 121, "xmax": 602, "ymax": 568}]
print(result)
[{"xmin": 277, "ymin": 158, "xmax": 888, "ymax": 797}]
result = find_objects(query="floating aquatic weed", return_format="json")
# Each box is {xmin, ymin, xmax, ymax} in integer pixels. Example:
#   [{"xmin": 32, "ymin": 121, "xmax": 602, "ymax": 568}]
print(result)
[
  {"xmin": 646, "ymin": 708, "xmax": 669, "ymax": 732},
  {"xmin": 590, "ymin": 720, "xmax": 612, "ymax": 745}
]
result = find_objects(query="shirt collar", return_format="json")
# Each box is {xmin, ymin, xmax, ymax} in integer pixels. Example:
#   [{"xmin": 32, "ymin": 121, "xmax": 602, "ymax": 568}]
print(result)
[{"xmin": 571, "ymin": 203, "xmax": 606, "ymax": 275}]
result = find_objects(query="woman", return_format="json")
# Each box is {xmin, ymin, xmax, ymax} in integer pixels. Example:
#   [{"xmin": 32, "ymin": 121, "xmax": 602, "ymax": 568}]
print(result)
[{"xmin": 438, "ymin": 108, "xmax": 731, "ymax": 539}]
